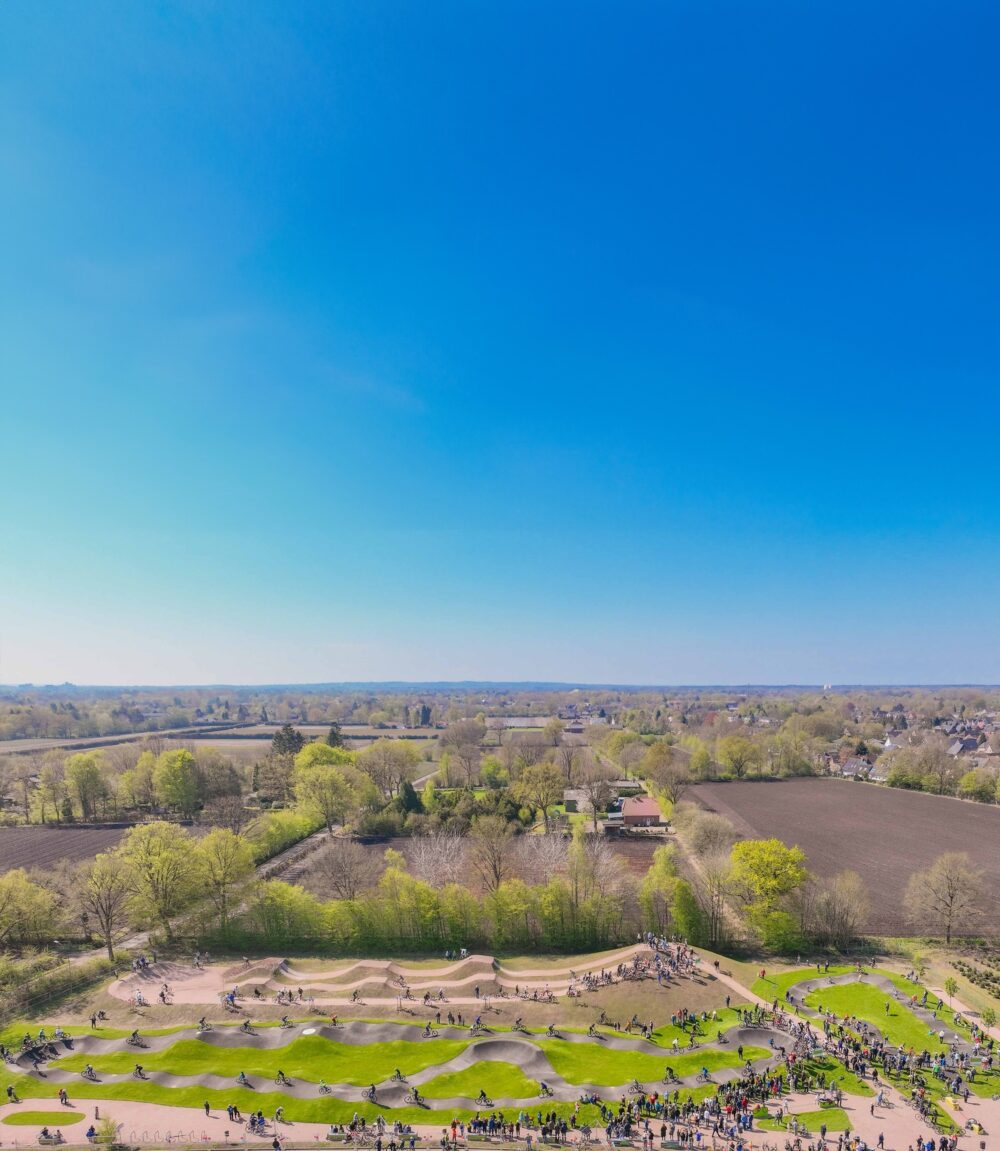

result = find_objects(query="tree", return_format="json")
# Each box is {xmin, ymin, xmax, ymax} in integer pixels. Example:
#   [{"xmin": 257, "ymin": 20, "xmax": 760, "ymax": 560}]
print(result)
[
  {"xmin": 688, "ymin": 850, "xmax": 732, "ymax": 948},
  {"xmin": 811, "ymin": 871, "xmax": 871, "ymax": 948},
  {"xmin": 730, "ymin": 837, "xmax": 807, "ymax": 947},
  {"xmin": 357, "ymin": 739, "xmax": 420, "ymax": 799},
  {"xmin": 299, "ymin": 761, "xmax": 363, "ymax": 832},
  {"xmin": 327, "ymin": 721, "xmax": 346, "ymax": 749},
  {"xmin": 652, "ymin": 763, "xmax": 692, "ymax": 806},
  {"xmin": 469, "ymin": 815, "xmax": 515, "ymax": 893},
  {"xmin": 121, "ymin": 750, "xmax": 157, "ymax": 810},
  {"xmin": 904, "ymin": 852, "xmax": 983, "ymax": 943},
  {"xmin": 154, "ymin": 749, "xmax": 200, "ymax": 816},
  {"xmin": 271, "ymin": 724, "xmax": 306, "ymax": 758},
  {"xmin": 578, "ymin": 762, "xmax": 616, "ymax": 832},
  {"xmin": 304, "ymin": 838, "xmax": 383, "ymax": 900},
  {"xmin": 982, "ymin": 1006, "xmax": 997, "ymax": 1030},
  {"xmin": 543, "ymin": 717, "xmax": 565, "ymax": 747},
  {"xmin": 66, "ymin": 752, "xmax": 106, "ymax": 821},
  {"xmin": 408, "ymin": 832, "xmax": 468, "ymax": 888},
  {"xmin": 203, "ymin": 794, "xmax": 250, "ymax": 835},
  {"xmin": 512, "ymin": 763, "xmax": 564, "ymax": 832},
  {"xmin": 0, "ymin": 869, "xmax": 57, "ymax": 946},
  {"xmin": 195, "ymin": 829, "xmax": 255, "ymax": 931},
  {"xmin": 717, "ymin": 736, "xmax": 762, "ymax": 779},
  {"xmin": 944, "ymin": 976, "xmax": 959, "ymax": 1006},
  {"xmin": 81, "ymin": 853, "xmax": 133, "ymax": 959},
  {"xmin": 687, "ymin": 741, "xmax": 714, "ymax": 780},
  {"xmin": 118, "ymin": 822, "xmax": 196, "ymax": 939}
]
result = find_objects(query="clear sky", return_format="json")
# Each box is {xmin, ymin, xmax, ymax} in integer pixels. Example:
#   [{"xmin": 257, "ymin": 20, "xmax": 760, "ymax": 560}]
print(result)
[{"xmin": 2, "ymin": 1, "xmax": 998, "ymax": 686}]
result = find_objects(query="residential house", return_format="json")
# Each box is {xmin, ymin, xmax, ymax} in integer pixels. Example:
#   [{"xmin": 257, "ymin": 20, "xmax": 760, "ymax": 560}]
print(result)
[{"xmin": 621, "ymin": 796, "xmax": 661, "ymax": 828}]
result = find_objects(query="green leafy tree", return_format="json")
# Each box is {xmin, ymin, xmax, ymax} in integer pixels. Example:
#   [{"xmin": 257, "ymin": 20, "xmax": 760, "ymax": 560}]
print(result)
[
  {"xmin": 118, "ymin": 822, "xmax": 196, "ymax": 938},
  {"xmin": 327, "ymin": 721, "xmax": 346, "ymax": 748},
  {"xmin": 66, "ymin": 752, "xmax": 106, "ymax": 821},
  {"xmin": 154, "ymin": 749, "xmax": 200, "ymax": 816},
  {"xmin": 81, "ymin": 852, "xmax": 133, "ymax": 959},
  {"xmin": 730, "ymin": 838, "xmax": 808, "ymax": 945},
  {"xmin": 512, "ymin": 763, "xmax": 564, "ymax": 832},
  {"xmin": 293, "ymin": 760, "xmax": 365, "ymax": 833},
  {"xmin": 271, "ymin": 724, "xmax": 306, "ymax": 758},
  {"xmin": 195, "ymin": 828, "xmax": 255, "ymax": 930},
  {"xmin": 717, "ymin": 735, "xmax": 762, "ymax": 779},
  {"xmin": 0, "ymin": 869, "xmax": 58, "ymax": 946}
]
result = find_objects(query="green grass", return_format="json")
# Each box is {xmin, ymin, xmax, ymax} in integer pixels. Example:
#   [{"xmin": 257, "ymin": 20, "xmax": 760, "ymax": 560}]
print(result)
[
  {"xmin": 536, "ymin": 1040, "xmax": 766, "ymax": 1085},
  {"xmin": 0, "ymin": 1069, "xmax": 608, "ymax": 1127},
  {"xmin": 798, "ymin": 1054, "xmax": 873, "ymax": 1097},
  {"xmin": 751, "ymin": 966, "xmax": 858, "ymax": 1000},
  {"xmin": 53, "ymin": 1035, "xmax": 470, "ymax": 1085},
  {"xmin": 802, "ymin": 983, "xmax": 946, "ymax": 1053},
  {"xmin": 2, "ymin": 1111, "xmax": 85, "ymax": 1126},
  {"xmin": 758, "ymin": 1108, "xmax": 852, "ymax": 1133},
  {"xmin": 419, "ymin": 1062, "xmax": 539, "ymax": 1099}
]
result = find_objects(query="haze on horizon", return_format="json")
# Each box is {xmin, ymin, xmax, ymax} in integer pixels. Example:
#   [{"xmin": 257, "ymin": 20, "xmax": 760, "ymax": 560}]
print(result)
[{"xmin": 2, "ymin": 2, "xmax": 998, "ymax": 687}]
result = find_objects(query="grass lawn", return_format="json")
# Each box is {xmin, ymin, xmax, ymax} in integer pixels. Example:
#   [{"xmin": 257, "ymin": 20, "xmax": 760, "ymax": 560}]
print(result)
[
  {"xmin": 751, "ymin": 967, "xmax": 858, "ymax": 1001},
  {"xmin": 802, "ymin": 983, "xmax": 946, "ymax": 1053},
  {"xmin": 758, "ymin": 1108, "xmax": 852, "ymax": 1133},
  {"xmin": 799, "ymin": 1054, "xmax": 873, "ymax": 1097},
  {"xmin": 53, "ymin": 1035, "xmax": 470, "ymax": 1085},
  {"xmin": 0, "ymin": 1071, "xmax": 607, "ymax": 1127},
  {"xmin": 419, "ymin": 1062, "xmax": 539, "ymax": 1098},
  {"xmin": 2, "ymin": 1111, "xmax": 85, "ymax": 1126},
  {"xmin": 536, "ymin": 1040, "xmax": 766, "ymax": 1085}
]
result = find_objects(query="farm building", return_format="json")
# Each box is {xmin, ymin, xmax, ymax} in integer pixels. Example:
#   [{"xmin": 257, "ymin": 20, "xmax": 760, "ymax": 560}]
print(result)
[{"xmin": 621, "ymin": 796, "xmax": 660, "ymax": 827}]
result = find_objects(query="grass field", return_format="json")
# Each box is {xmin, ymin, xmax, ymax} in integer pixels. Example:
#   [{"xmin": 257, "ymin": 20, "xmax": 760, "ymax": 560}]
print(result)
[
  {"xmin": 1, "ymin": 1111, "xmax": 85, "ymax": 1126},
  {"xmin": 758, "ymin": 1108, "xmax": 852, "ymax": 1133},
  {"xmin": 419, "ymin": 1063, "xmax": 539, "ymax": 1099},
  {"xmin": 54, "ymin": 1035, "xmax": 470, "ymax": 1084},
  {"xmin": 537, "ymin": 1040, "xmax": 767, "ymax": 1085}
]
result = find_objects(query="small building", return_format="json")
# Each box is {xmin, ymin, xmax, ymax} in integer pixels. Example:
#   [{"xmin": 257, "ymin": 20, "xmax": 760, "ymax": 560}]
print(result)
[{"xmin": 621, "ymin": 796, "xmax": 661, "ymax": 827}]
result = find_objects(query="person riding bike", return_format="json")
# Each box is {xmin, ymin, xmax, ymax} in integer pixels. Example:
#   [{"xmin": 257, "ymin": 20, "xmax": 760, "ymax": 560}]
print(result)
[
  {"xmin": 281, "ymin": 1016, "xmax": 290, "ymax": 1028},
  {"xmin": 238, "ymin": 1072, "xmax": 250, "ymax": 1086},
  {"xmin": 394, "ymin": 1068, "xmax": 403, "ymax": 1081},
  {"xmin": 130, "ymin": 1030, "xmax": 140, "ymax": 1044},
  {"xmin": 198, "ymin": 1017, "xmax": 208, "ymax": 1030},
  {"xmin": 241, "ymin": 1019, "xmax": 253, "ymax": 1033},
  {"xmin": 277, "ymin": 1070, "xmax": 288, "ymax": 1084},
  {"xmin": 133, "ymin": 1064, "xmax": 144, "ymax": 1078},
  {"xmin": 84, "ymin": 1064, "xmax": 95, "ymax": 1079}
]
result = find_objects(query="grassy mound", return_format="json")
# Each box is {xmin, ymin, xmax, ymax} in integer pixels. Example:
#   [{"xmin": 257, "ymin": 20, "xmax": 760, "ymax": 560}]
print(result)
[{"xmin": 419, "ymin": 1062, "xmax": 539, "ymax": 1099}]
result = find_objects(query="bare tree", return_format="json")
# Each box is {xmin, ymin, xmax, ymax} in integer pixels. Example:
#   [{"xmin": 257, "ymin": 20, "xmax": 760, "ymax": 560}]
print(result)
[
  {"xmin": 814, "ymin": 871, "xmax": 871, "ymax": 948},
  {"xmin": 304, "ymin": 839, "xmax": 383, "ymax": 901},
  {"xmin": 514, "ymin": 833, "xmax": 569, "ymax": 880},
  {"xmin": 203, "ymin": 794, "xmax": 251, "ymax": 835},
  {"xmin": 688, "ymin": 850, "xmax": 732, "ymax": 948},
  {"xmin": 577, "ymin": 762, "xmax": 616, "ymax": 832},
  {"xmin": 469, "ymin": 815, "xmax": 515, "ymax": 893},
  {"xmin": 555, "ymin": 744, "xmax": 579, "ymax": 785},
  {"xmin": 407, "ymin": 832, "xmax": 468, "ymax": 888},
  {"xmin": 904, "ymin": 852, "xmax": 983, "ymax": 943},
  {"xmin": 652, "ymin": 764, "xmax": 692, "ymax": 806}
]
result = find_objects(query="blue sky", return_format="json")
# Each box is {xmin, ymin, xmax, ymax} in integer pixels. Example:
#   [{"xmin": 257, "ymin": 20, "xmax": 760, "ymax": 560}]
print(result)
[{"xmin": 2, "ymin": 1, "xmax": 998, "ymax": 685}]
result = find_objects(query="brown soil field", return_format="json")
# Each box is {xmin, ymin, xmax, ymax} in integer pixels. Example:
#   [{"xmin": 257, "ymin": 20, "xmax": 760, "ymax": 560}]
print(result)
[
  {"xmin": 0, "ymin": 826, "xmax": 129, "ymax": 872},
  {"xmin": 690, "ymin": 778, "xmax": 1000, "ymax": 934}
]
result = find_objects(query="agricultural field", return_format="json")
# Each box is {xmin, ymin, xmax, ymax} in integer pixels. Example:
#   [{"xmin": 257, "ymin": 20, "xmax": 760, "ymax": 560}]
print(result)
[
  {"xmin": 690, "ymin": 779, "xmax": 1000, "ymax": 934},
  {"xmin": 0, "ymin": 826, "xmax": 128, "ymax": 872}
]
